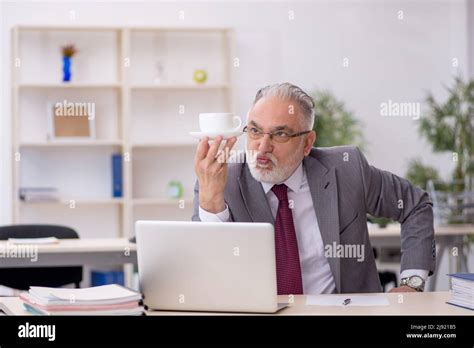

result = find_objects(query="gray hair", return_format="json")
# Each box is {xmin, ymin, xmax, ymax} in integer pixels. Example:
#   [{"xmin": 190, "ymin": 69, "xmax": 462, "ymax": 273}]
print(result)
[{"xmin": 251, "ymin": 82, "xmax": 315, "ymax": 129}]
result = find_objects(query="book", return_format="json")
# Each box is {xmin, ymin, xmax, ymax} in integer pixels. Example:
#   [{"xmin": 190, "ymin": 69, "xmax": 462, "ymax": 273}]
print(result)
[
  {"xmin": 19, "ymin": 187, "xmax": 59, "ymax": 202},
  {"xmin": 446, "ymin": 273, "xmax": 474, "ymax": 311},
  {"xmin": 112, "ymin": 154, "xmax": 123, "ymax": 198}
]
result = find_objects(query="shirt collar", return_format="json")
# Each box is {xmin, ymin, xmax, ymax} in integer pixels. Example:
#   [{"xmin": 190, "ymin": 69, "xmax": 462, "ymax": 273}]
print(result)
[{"xmin": 261, "ymin": 162, "xmax": 304, "ymax": 194}]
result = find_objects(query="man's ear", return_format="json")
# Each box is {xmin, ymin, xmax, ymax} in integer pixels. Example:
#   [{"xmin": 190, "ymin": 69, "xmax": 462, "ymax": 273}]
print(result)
[{"xmin": 304, "ymin": 130, "xmax": 316, "ymax": 156}]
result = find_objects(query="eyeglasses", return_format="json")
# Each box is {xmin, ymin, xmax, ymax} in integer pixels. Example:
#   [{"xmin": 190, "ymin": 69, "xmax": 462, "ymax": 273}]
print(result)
[{"xmin": 243, "ymin": 125, "xmax": 312, "ymax": 143}]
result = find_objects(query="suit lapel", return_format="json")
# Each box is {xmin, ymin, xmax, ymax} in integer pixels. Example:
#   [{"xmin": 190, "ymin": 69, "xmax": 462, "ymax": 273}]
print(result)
[
  {"xmin": 304, "ymin": 155, "xmax": 341, "ymax": 293},
  {"xmin": 238, "ymin": 164, "xmax": 274, "ymax": 225}
]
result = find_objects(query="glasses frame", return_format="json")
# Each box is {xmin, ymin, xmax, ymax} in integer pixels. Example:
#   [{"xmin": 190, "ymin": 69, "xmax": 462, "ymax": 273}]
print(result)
[{"xmin": 242, "ymin": 125, "xmax": 312, "ymax": 143}]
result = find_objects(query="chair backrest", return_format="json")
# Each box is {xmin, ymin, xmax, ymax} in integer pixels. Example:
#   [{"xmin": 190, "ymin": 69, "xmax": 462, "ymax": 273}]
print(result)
[
  {"xmin": 0, "ymin": 224, "xmax": 83, "ymax": 290},
  {"xmin": 0, "ymin": 224, "xmax": 79, "ymax": 240}
]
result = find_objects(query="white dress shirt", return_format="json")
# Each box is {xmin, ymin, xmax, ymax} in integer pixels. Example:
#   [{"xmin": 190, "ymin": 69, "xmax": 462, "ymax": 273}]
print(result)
[{"xmin": 199, "ymin": 163, "xmax": 428, "ymax": 293}]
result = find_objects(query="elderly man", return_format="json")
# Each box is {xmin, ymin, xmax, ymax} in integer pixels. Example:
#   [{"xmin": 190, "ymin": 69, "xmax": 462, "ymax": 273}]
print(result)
[{"xmin": 193, "ymin": 82, "xmax": 435, "ymax": 295}]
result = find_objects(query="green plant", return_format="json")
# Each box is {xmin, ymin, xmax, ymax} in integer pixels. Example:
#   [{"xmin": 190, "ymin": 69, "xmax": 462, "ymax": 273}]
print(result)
[
  {"xmin": 311, "ymin": 90, "xmax": 366, "ymax": 150},
  {"xmin": 422, "ymin": 77, "xmax": 474, "ymax": 192},
  {"xmin": 405, "ymin": 158, "xmax": 441, "ymax": 191},
  {"xmin": 61, "ymin": 44, "xmax": 77, "ymax": 58},
  {"xmin": 422, "ymin": 77, "xmax": 474, "ymax": 253},
  {"xmin": 367, "ymin": 215, "xmax": 392, "ymax": 228}
]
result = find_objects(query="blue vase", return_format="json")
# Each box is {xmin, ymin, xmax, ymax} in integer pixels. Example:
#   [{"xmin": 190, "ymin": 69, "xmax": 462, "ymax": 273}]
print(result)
[{"xmin": 62, "ymin": 56, "xmax": 72, "ymax": 82}]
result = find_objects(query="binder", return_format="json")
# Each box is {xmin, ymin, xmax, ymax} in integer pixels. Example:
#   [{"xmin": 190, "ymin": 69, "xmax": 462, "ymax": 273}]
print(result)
[{"xmin": 112, "ymin": 154, "xmax": 123, "ymax": 198}]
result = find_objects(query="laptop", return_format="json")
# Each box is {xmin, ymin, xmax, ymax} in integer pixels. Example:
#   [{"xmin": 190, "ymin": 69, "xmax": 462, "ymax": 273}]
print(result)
[{"xmin": 135, "ymin": 220, "xmax": 288, "ymax": 313}]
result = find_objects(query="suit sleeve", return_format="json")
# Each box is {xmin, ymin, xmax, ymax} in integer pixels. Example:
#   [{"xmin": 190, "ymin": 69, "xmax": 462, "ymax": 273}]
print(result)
[{"xmin": 354, "ymin": 147, "xmax": 436, "ymax": 276}]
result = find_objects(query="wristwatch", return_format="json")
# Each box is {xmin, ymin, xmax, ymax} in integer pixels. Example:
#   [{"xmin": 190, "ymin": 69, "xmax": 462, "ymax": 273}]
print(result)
[{"xmin": 400, "ymin": 275, "xmax": 425, "ymax": 292}]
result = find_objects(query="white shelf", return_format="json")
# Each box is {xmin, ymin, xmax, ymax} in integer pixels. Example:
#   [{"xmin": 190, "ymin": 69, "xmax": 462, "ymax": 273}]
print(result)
[
  {"xmin": 20, "ymin": 140, "xmax": 123, "ymax": 147},
  {"xmin": 131, "ymin": 141, "xmax": 196, "ymax": 148},
  {"xmin": 132, "ymin": 198, "xmax": 192, "ymax": 206},
  {"xmin": 15, "ymin": 26, "xmax": 230, "ymax": 33},
  {"xmin": 130, "ymin": 84, "xmax": 229, "ymax": 90},
  {"xmin": 18, "ymin": 83, "xmax": 121, "ymax": 89},
  {"xmin": 16, "ymin": 25, "xmax": 122, "ymax": 32},
  {"xmin": 19, "ymin": 88, "xmax": 120, "ymax": 143},
  {"xmin": 20, "ymin": 198, "xmax": 124, "ymax": 206},
  {"xmin": 130, "ymin": 27, "xmax": 232, "ymax": 33}
]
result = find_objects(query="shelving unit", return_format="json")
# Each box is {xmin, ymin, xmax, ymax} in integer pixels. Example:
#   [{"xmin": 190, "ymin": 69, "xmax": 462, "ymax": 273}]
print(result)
[{"xmin": 12, "ymin": 25, "xmax": 236, "ymax": 239}]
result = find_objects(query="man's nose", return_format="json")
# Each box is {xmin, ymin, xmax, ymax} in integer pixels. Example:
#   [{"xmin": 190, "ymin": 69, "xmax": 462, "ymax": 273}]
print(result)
[{"xmin": 257, "ymin": 134, "xmax": 273, "ymax": 153}]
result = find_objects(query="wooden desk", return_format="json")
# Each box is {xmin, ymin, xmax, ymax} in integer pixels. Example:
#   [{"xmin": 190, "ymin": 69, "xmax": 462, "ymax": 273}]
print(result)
[
  {"xmin": 146, "ymin": 292, "xmax": 473, "ymax": 316},
  {"xmin": 0, "ymin": 238, "xmax": 137, "ymax": 268},
  {"xmin": 1, "ymin": 292, "xmax": 472, "ymax": 316},
  {"xmin": 369, "ymin": 224, "xmax": 474, "ymax": 291}
]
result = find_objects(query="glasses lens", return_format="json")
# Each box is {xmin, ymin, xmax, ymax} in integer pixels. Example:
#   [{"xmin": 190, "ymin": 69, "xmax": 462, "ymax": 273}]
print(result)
[
  {"xmin": 245, "ymin": 126, "xmax": 298, "ymax": 143},
  {"xmin": 273, "ymin": 131, "xmax": 290, "ymax": 143},
  {"xmin": 247, "ymin": 127, "xmax": 263, "ymax": 139}
]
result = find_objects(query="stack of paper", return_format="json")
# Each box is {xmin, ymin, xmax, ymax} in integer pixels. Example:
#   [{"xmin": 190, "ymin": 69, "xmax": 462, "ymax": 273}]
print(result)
[
  {"xmin": 447, "ymin": 273, "xmax": 474, "ymax": 311},
  {"xmin": 19, "ymin": 284, "xmax": 144, "ymax": 315}
]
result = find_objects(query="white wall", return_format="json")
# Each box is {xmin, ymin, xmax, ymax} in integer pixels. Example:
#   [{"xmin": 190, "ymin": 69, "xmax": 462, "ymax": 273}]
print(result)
[{"xmin": 1, "ymin": 0, "xmax": 469, "ymax": 225}]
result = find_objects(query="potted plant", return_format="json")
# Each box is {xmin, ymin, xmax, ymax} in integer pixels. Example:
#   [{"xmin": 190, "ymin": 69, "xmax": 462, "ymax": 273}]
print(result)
[
  {"xmin": 61, "ymin": 44, "xmax": 77, "ymax": 82},
  {"xmin": 311, "ymin": 90, "xmax": 366, "ymax": 150},
  {"xmin": 421, "ymin": 77, "xmax": 474, "ymax": 258},
  {"xmin": 421, "ymin": 77, "xmax": 474, "ymax": 223}
]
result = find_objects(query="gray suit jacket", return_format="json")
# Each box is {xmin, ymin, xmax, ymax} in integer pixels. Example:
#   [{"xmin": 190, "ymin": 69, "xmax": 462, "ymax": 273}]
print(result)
[{"xmin": 192, "ymin": 146, "xmax": 436, "ymax": 293}]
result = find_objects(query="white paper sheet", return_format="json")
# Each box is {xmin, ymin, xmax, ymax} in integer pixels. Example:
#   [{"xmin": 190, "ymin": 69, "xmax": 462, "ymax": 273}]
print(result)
[
  {"xmin": 306, "ymin": 294, "xmax": 390, "ymax": 307},
  {"xmin": 8, "ymin": 237, "xmax": 59, "ymax": 244},
  {"xmin": 29, "ymin": 284, "xmax": 141, "ymax": 304}
]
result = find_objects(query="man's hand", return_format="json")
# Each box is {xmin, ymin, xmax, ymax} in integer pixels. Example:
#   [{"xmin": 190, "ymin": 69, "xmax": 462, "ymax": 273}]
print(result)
[
  {"xmin": 194, "ymin": 135, "xmax": 237, "ymax": 214},
  {"xmin": 389, "ymin": 285, "xmax": 418, "ymax": 293}
]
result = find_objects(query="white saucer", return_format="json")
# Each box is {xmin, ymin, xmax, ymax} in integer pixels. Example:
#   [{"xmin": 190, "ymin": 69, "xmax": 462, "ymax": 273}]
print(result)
[{"xmin": 189, "ymin": 130, "xmax": 243, "ymax": 140}]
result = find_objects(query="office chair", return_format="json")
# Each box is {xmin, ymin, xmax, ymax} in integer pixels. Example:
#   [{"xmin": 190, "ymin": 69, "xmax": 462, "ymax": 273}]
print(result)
[{"xmin": 0, "ymin": 224, "xmax": 83, "ymax": 289}]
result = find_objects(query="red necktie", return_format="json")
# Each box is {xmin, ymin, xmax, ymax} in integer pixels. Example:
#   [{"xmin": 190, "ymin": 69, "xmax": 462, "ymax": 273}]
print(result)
[{"xmin": 271, "ymin": 184, "xmax": 303, "ymax": 295}]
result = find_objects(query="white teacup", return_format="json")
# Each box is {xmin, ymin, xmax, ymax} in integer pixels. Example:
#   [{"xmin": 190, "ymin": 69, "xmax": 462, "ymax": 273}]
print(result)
[{"xmin": 199, "ymin": 113, "xmax": 242, "ymax": 133}]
